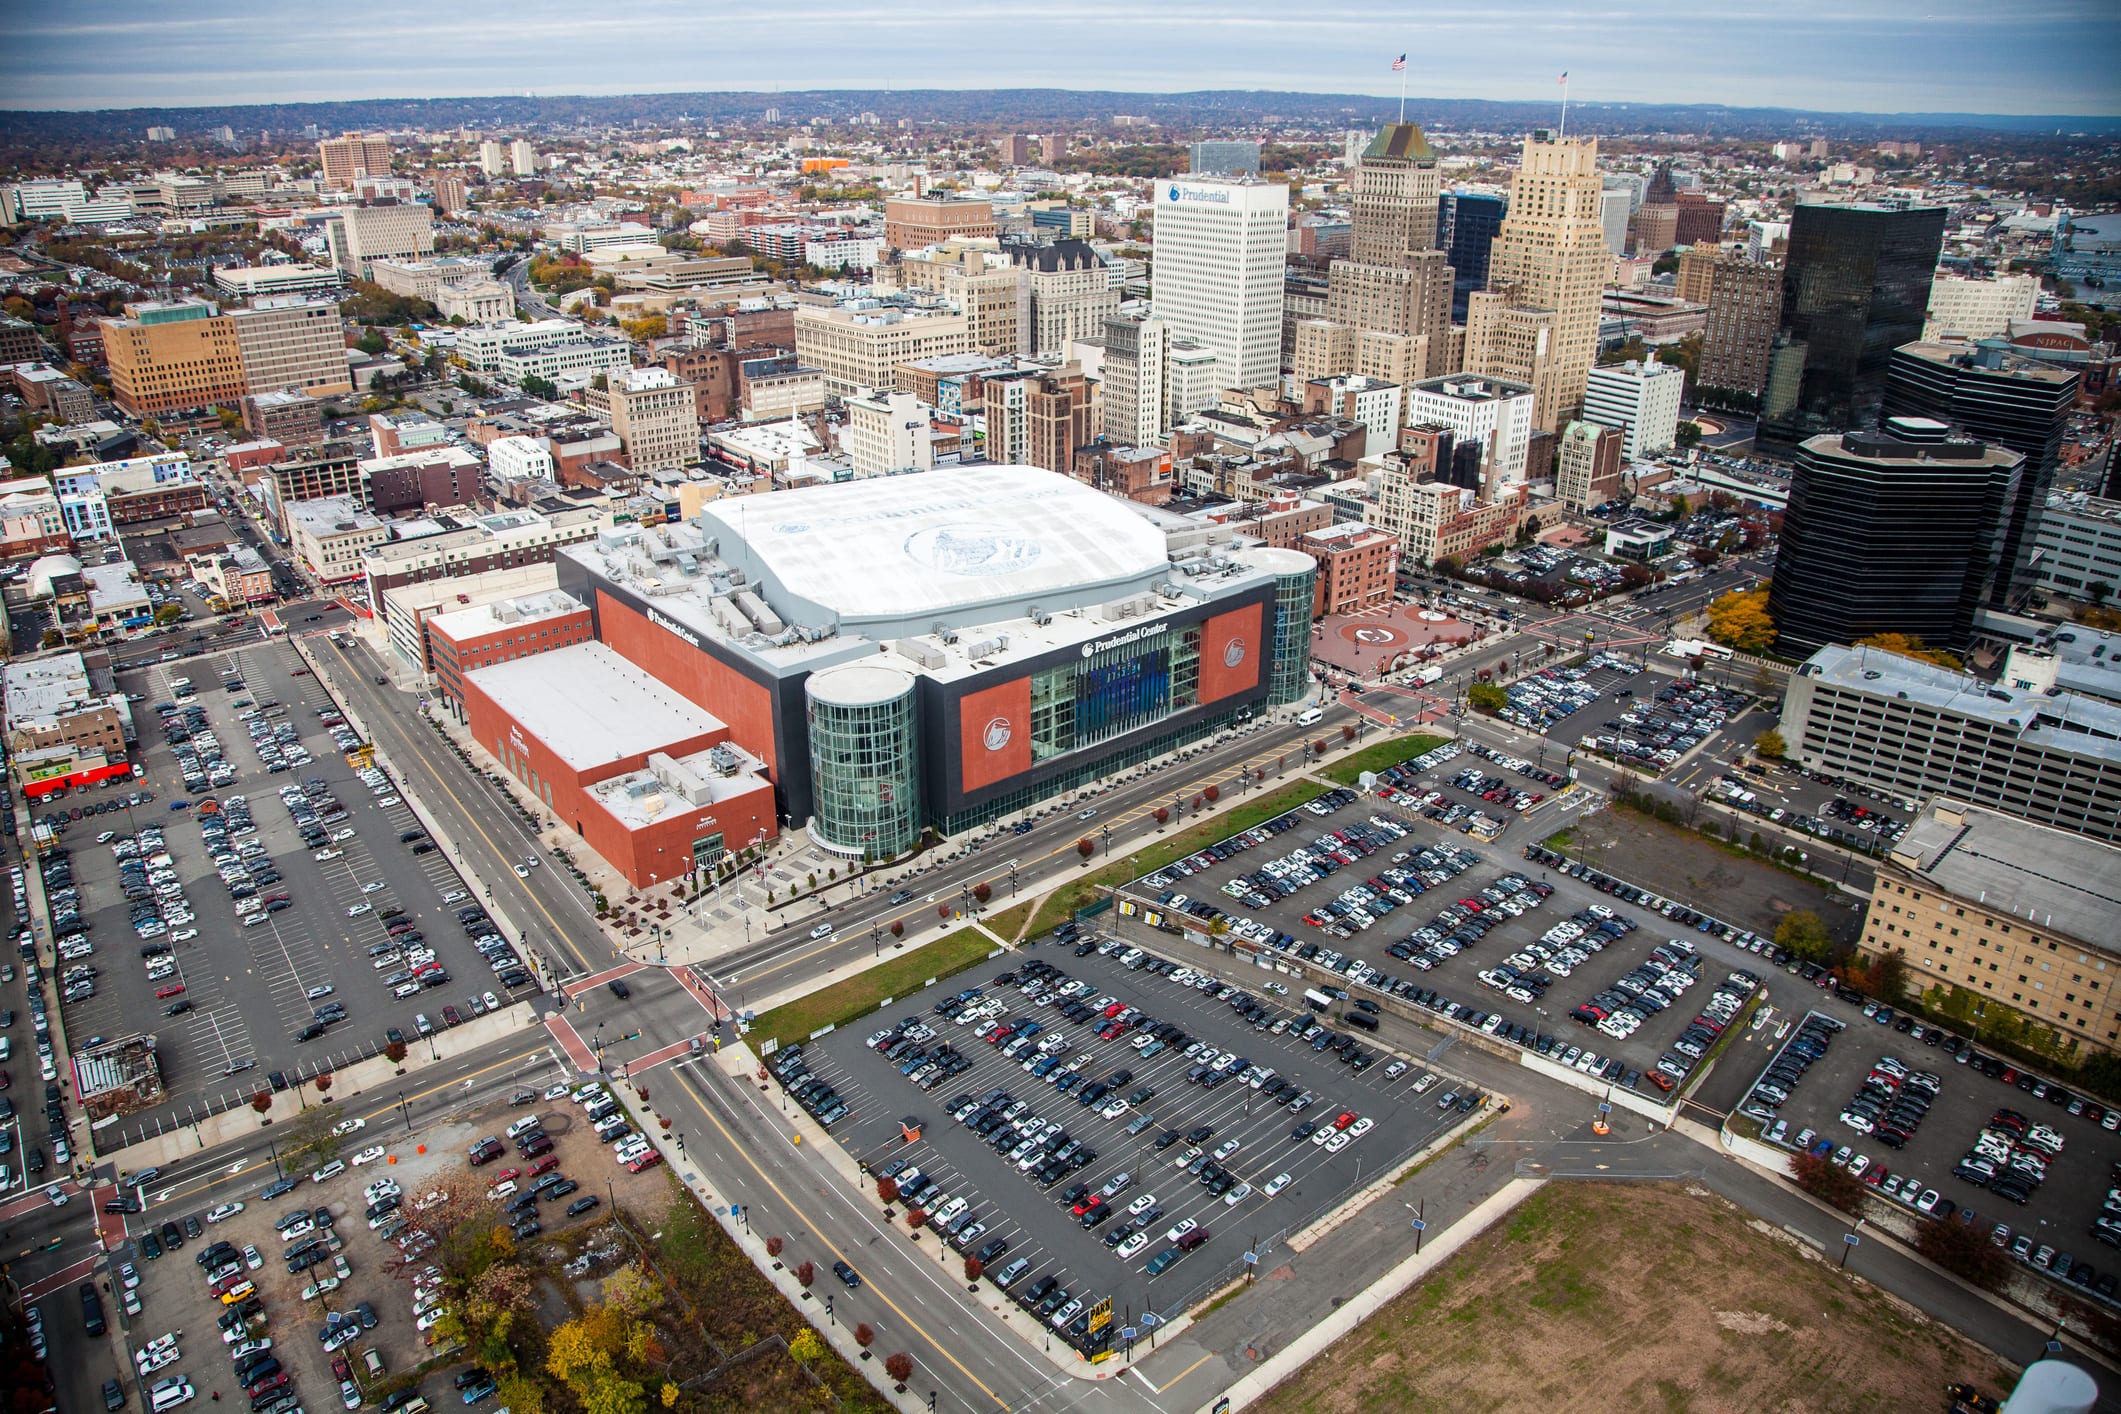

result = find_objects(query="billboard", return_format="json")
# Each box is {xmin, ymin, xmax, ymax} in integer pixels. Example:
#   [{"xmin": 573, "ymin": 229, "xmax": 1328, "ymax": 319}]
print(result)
[
  {"xmin": 956, "ymin": 675, "xmax": 1032, "ymax": 793},
  {"xmin": 1196, "ymin": 601, "xmax": 1264, "ymax": 706}
]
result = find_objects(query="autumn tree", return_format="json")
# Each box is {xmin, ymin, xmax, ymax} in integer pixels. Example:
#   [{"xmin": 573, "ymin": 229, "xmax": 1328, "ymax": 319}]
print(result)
[
  {"xmin": 1154, "ymin": 807, "xmax": 1170, "ymax": 827},
  {"xmin": 854, "ymin": 1322, "xmax": 875, "ymax": 1350},
  {"xmin": 885, "ymin": 1352, "xmax": 914, "ymax": 1384},
  {"xmin": 1854, "ymin": 633, "xmax": 1963, "ymax": 670},
  {"xmin": 765, "ymin": 1235, "xmax": 784, "ymax": 1258},
  {"xmin": 1915, "ymin": 1216, "xmax": 2008, "ymax": 1290},
  {"xmin": 384, "ymin": 1039, "xmax": 409, "ymax": 1065},
  {"xmin": 281, "ymin": 1106, "xmax": 341, "ymax": 1170},
  {"xmin": 1754, "ymin": 729, "xmax": 1786, "ymax": 760},
  {"xmin": 1775, "ymin": 909, "xmax": 1832, "ymax": 964},
  {"xmin": 889, "ymin": 920, "xmax": 904, "ymax": 939},
  {"xmin": 1204, "ymin": 783, "xmax": 1221, "ymax": 802},
  {"xmin": 1705, "ymin": 589, "xmax": 1777, "ymax": 654},
  {"xmin": 795, "ymin": 1260, "xmax": 816, "ymax": 1287},
  {"xmin": 251, "ymin": 1090, "xmax": 273, "ymax": 1114},
  {"xmin": 963, "ymin": 1256, "xmax": 983, "ymax": 1282},
  {"xmin": 1077, "ymin": 838, "xmax": 1095, "ymax": 861},
  {"xmin": 1468, "ymin": 682, "xmax": 1508, "ymax": 715},
  {"xmin": 972, "ymin": 882, "xmax": 991, "ymax": 905},
  {"xmin": 1789, "ymin": 1148, "xmax": 1866, "ymax": 1215},
  {"xmin": 877, "ymin": 1177, "xmax": 899, "ymax": 1205}
]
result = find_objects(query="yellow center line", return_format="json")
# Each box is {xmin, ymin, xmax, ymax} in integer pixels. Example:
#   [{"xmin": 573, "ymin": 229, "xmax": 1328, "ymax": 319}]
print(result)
[
  {"xmin": 672, "ymin": 1065, "xmax": 1008, "ymax": 1408},
  {"xmin": 325, "ymin": 640, "xmax": 593, "ymax": 973},
  {"xmin": 1153, "ymin": 1351, "xmax": 1217, "ymax": 1394}
]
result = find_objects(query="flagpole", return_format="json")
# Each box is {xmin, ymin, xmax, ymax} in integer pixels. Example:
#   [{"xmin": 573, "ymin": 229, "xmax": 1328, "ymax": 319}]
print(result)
[
  {"xmin": 1399, "ymin": 64, "xmax": 1408, "ymax": 124},
  {"xmin": 1559, "ymin": 75, "xmax": 1569, "ymax": 140}
]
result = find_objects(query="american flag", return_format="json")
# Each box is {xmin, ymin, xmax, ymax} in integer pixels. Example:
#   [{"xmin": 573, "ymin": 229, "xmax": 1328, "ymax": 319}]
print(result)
[
  {"xmin": 1558, "ymin": 71, "xmax": 1569, "ymax": 84},
  {"xmin": 1391, "ymin": 54, "xmax": 1406, "ymax": 72}
]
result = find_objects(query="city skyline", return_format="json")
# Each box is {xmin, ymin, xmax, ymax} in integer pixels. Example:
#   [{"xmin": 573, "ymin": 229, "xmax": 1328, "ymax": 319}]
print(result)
[{"xmin": 4, "ymin": 0, "xmax": 2117, "ymax": 117}]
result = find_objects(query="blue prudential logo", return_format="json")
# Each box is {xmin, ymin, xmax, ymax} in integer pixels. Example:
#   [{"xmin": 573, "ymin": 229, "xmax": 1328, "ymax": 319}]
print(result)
[{"xmin": 1168, "ymin": 185, "xmax": 1182, "ymax": 202}]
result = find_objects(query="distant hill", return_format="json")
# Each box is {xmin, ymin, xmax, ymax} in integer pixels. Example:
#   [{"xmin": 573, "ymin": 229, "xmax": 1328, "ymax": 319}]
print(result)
[{"xmin": 4, "ymin": 88, "xmax": 2117, "ymax": 146}]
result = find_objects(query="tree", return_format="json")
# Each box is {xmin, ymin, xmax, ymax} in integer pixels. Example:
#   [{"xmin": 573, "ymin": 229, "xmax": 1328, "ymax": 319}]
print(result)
[
  {"xmin": 313, "ymin": 1072, "xmax": 332, "ymax": 1095},
  {"xmin": 1077, "ymin": 838, "xmax": 1095, "ymax": 861},
  {"xmin": 889, "ymin": 920, "xmax": 904, "ymax": 939},
  {"xmin": 1690, "ymin": 545, "xmax": 1720, "ymax": 568},
  {"xmin": 1340, "ymin": 723, "xmax": 1357, "ymax": 742},
  {"xmin": 972, "ymin": 882, "xmax": 992, "ymax": 905},
  {"xmin": 281, "ymin": 1106, "xmax": 340, "ymax": 1170},
  {"xmin": 1776, "ymin": 909, "xmax": 1831, "ymax": 964},
  {"xmin": 1854, "ymin": 633, "xmax": 1963, "ymax": 671},
  {"xmin": 884, "ymin": 1353, "xmax": 914, "ymax": 1384},
  {"xmin": 384, "ymin": 1039, "xmax": 408, "ymax": 1065},
  {"xmin": 877, "ymin": 1177, "xmax": 899, "ymax": 1205},
  {"xmin": 906, "ymin": 1206, "xmax": 927, "ymax": 1229},
  {"xmin": 765, "ymin": 1234, "xmax": 784, "ymax": 1258},
  {"xmin": 854, "ymin": 1322, "xmax": 875, "ymax": 1349},
  {"xmin": 1789, "ymin": 1148, "xmax": 1866, "ymax": 1215},
  {"xmin": 1915, "ymin": 1216, "xmax": 2008, "ymax": 1290},
  {"xmin": 1204, "ymin": 783, "xmax": 1222, "ymax": 802},
  {"xmin": 1675, "ymin": 421, "xmax": 1703, "ymax": 450},
  {"xmin": 1754, "ymin": 729, "xmax": 1786, "ymax": 760},
  {"xmin": 788, "ymin": 1329, "xmax": 825, "ymax": 1363},
  {"xmin": 153, "ymin": 603, "xmax": 183, "ymax": 625},
  {"xmin": 251, "ymin": 1090, "xmax": 273, "ymax": 1114},
  {"xmin": 1705, "ymin": 589, "xmax": 1777, "ymax": 654},
  {"xmin": 937, "ymin": 903, "xmax": 951, "ymax": 919},
  {"xmin": 795, "ymin": 1260, "xmax": 815, "ymax": 1288},
  {"xmin": 1468, "ymin": 681, "xmax": 1508, "ymax": 715},
  {"xmin": 1154, "ymin": 806, "xmax": 1170, "ymax": 828},
  {"xmin": 963, "ymin": 1255, "xmax": 983, "ymax": 1282}
]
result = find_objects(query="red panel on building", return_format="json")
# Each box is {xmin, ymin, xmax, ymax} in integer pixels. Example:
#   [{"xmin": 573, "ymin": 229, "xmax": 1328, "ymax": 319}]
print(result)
[
  {"xmin": 957, "ymin": 676, "xmax": 1032, "ymax": 793},
  {"xmin": 1196, "ymin": 602, "xmax": 1265, "ymax": 706},
  {"xmin": 596, "ymin": 592, "xmax": 779, "ymax": 776}
]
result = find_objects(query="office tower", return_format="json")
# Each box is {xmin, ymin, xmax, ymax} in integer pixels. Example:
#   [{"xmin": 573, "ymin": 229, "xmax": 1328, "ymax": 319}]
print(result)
[
  {"xmin": 318, "ymin": 132, "xmax": 392, "ymax": 191},
  {"xmin": 229, "ymin": 298, "xmax": 354, "ymax": 398},
  {"xmin": 510, "ymin": 140, "xmax": 538, "ymax": 177},
  {"xmin": 984, "ymin": 364, "xmax": 1093, "ymax": 472},
  {"xmin": 1555, "ymin": 420, "xmax": 1625, "ymax": 510},
  {"xmin": 1695, "ymin": 256, "xmax": 1784, "ymax": 406},
  {"xmin": 1599, "ymin": 188, "xmax": 1631, "ymax": 257},
  {"xmin": 1009, "ymin": 240, "xmax": 1119, "ymax": 358},
  {"xmin": 883, "ymin": 197, "xmax": 997, "ymax": 252},
  {"xmin": 1675, "ymin": 248, "xmax": 1719, "ymax": 304},
  {"xmin": 1437, "ymin": 191, "xmax": 1506, "ymax": 324},
  {"xmin": 1151, "ymin": 176, "xmax": 1288, "ymax": 391},
  {"xmin": 1674, "ymin": 192, "xmax": 1726, "ymax": 247},
  {"xmin": 1767, "ymin": 420, "xmax": 2022, "ymax": 657},
  {"xmin": 1402, "ymin": 374, "xmax": 1537, "ymax": 492},
  {"xmin": 1923, "ymin": 273, "xmax": 2039, "ymax": 341},
  {"xmin": 1317, "ymin": 125, "xmax": 1454, "ymax": 384},
  {"xmin": 1467, "ymin": 133, "xmax": 1609, "ymax": 433},
  {"xmin": 603, "ymin": 368, "xmax": 701, "ymax": 473},
  {"xmin": 1190, "ymin": 140, "xmax": 1261, "ymax": 176},
  {"xmin": 432, "ymin": 175, "xmax": 469, "ymax": 215},
  {"xmin": 324, "ymin": 201, "xmax": 436, "ymax": 280},
  {"xmin": 1102, "ymin": 313, "xmax": 1169, "ymax": 446},
  {"xmin": 100, "ymin": 300, "xmax": 246, "ymax": 417},
  {"xmin": 1583, "ymin": 356, "xmax": 1686, "ymax": 460},
  {"xmin": 1630, "ymin": 163, "xmax": 1679, "ymax": 254},
  {"xmin": 1000, "ymin": 134, "xmax": 1031, "ymax": 166},
  {"xmin": 1746, "ymin": 219, "xmax": 1789, "ymax": 262},
  {"xmin": 1884, "ymin": 341, "xmax": 2080, "ymax": 610},
  {"xmin": 1757, "ymin": 200, "xmax": 1947, "ymax": 452},
  {"xmin": 478, "ymin": 141, "xmax": 507, "ymax": 179}
]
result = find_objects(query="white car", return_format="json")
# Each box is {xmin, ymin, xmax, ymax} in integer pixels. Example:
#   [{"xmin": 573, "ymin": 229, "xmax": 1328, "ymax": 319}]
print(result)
[
  {"xmin": 1223, "ymin": 1183, "xmax": 1253, "ymax": 1206},
  {"xmin": 1347, "ymin": 1117, "xmax": 1375, "ymax": 1140},
  {"xmin": 313, "ymin": 849, "xmax": 342, "ymax": 862},
  {"xmin": 311, "ymin": 1159, "xmax": 346, "ymax": 1183},
  {"xmin": 228, "ymin": 1338, "xmax": 272, "ymax": 1362},
  {"xmin": 172, "ymin": 928, "xmax": 198, "ymax": 942},
  {"xmin": 1163, "ymin": 1218, "xmax": 1198, "ymax": 1245},
  {"xmin": 279, "ymin": 1219, "xmax": 316, "ymax": 1243},
  {"xmin": 332, "ymin": 829, "xmax": 355, "ymax": 842},
  {"xmin": 1116, "ymin": 1231, "xmax": 1151, "ymax": 1258},
  {"xmin": 361, "ymin": 881, "xmax": 386, "ymax": 894},
  {"xmin": 1325, "ymin": 1130, "xmax": 1353, "ymax": 1153},
  {"xmin": 332, "ymin": 1117, "xmax": 367, "ymax": 1137},
  {"xmin": 414, "ymin": 1308, "xmax": 447, "ymax": 1332},
  {"xmin": 350, "ymin": 1145, "xmax": 387, "ymax": 1166},
  {"xmin": 1126, "ymin": 1192, "xmax": 1159, "ymax": 1217},
  {"xmin": 513, "ymin": 865, "xmax": 529, "ymax": 878},
  {"xmin": 347, "ymin": 903, "xmax": 372, "ymax": 917},
  {"xmin": 205, "ymin": 1202, "xmax": 245, "ymax": 1223},
  {"xmin": 1262, "ymin": 1172, "xmax": 1292, "ymax": 1197},
  {"xmin": 242, "ymin": 1245, "xmax": 263, "ymax": 1271}
]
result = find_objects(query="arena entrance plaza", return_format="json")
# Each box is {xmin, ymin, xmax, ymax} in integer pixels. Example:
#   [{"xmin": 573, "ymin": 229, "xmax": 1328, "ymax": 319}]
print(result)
[{"xmin": 1310, "ymin": 602, "xmax": 1488, "ymax": 682}]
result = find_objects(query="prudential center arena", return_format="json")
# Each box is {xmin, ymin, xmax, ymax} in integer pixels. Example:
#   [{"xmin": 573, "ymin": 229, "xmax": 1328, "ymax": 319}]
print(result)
[{"xmin": 444, "ymin": 466, "xmax": 1319, "ymax": 887}]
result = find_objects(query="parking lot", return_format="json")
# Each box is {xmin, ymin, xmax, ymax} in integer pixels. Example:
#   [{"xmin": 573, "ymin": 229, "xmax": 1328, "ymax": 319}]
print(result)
[
  {"xmin": 1113, "ymin": 780, "xmax": 1769, "ymax": 1092},
  {"xmin": 40, "ymin": 638, "xmax": 536, "ymax": 1145},
  {"xmin": 1741, "ymin": 999, "xmax": 2121, "ymax": 1305},
  {"xmin": 783, "ymin": 940, "xmax": 1479, "ymax": 1352},
  {"xmin": 89, "ymin": 1069, "xmax": 631, "ymax": 1414}
]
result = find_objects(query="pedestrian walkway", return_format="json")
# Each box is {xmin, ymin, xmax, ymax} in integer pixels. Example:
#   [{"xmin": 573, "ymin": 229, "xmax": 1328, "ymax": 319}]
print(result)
[{"xmin": 545, "ymin": 1013, "xmax": 597, "ymax": 1073}]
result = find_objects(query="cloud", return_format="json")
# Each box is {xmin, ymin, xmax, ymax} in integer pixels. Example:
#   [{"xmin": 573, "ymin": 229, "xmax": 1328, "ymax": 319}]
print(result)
[{"xmin": 3, "ymin": 0, "xmax": 2115, "ymax": 114}]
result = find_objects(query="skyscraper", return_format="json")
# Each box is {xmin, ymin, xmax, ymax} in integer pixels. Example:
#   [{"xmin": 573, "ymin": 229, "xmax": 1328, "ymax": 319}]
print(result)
[
  {"xmin": 1695, "ymin": 255, "xmax": 1784, "ymax": 407},
  {"xmin": 510, "ymin": 139, "xmax": 538, "ymax": 177},
  {"xmin": 317, "ymin": 132, "xmax": 392, "ymax": 192},
  {"xmin": 1437, "ymin": 191, "xmax": 1506, "ymax": 323},
  {"xmin": 1151, "ymin": 176, "xmax": 1288, "ymax": 391},
  {"xmin": 1883, "ymin": 341, "xmax": 2080, "ymax": 610},
  {"xmin": 1766, "ymin": 421, "xmax": 2022, "ymax": 657},
  {"xmin": 1583, "ymin": 356, "xmax": 1686, "ymax": 460},
  {"xmin": 1465, "ymin": 133, "xmax": 1609, "ymax": 433},
  {"xmin": 1757, "ymin": 200, "xmax": 1947, "ymax": 452},
  {"xmin": 478, "ymin": 141, "xmax": 507, "ymax": 179},
  {"xmin": 1317, "ymin": 126, "xmax": 1454, "ymax": 384},
  {"xmin": 1102, "ymin": 313, "xmax": 1169, "ymax": 447}
]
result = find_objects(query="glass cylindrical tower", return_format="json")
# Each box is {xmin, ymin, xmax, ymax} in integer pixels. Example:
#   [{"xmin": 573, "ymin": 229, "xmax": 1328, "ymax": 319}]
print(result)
[
  {"xmin": 1255, "ymin": 547, "xmax": 1317, "ymax": 705},
  {"xmin": 806, "ymin": 663, "xmax": 920, "ymax": 858}
]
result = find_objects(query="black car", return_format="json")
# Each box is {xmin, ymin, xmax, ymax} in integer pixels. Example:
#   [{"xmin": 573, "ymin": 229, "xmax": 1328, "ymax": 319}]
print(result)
[
  {"xmin": 832, "ymin": 1259, "xmax": 862, "ymax": 1288},
  {"xmin": 565, "ymin": 1195, "xmax": 600, "ymax": 1217}
]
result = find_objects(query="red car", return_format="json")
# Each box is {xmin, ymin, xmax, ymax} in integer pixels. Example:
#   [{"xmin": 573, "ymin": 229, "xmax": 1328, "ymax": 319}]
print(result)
[
  {"xmin": 1332, "ymin": 1111, "xmax": 1358, "ymax": 1131},
  {"xmin": 626, "ymin": 1151, "xmax": 662, "ymax": 1173},
  {"xmin": 154, "ymin": 983, "xmax": 185, "ymax": 1000}
]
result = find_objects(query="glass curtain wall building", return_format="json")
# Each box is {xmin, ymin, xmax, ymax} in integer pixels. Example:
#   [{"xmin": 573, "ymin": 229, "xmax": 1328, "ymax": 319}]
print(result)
[{"xmin": 806, "ymin": 664, "xmax": 921, "ymax": 857}]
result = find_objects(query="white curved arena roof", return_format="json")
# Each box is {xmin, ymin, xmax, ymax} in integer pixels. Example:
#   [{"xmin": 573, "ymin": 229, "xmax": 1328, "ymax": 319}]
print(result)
[{"xmin": 700, "ymin": 465, "xmax": 1169, "ymax": 623}]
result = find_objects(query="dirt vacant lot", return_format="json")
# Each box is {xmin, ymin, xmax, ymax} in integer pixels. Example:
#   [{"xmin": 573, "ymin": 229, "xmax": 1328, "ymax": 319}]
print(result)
[{"xmin": 1256, "ymin": 1181, "xmax": 2010, "ymax": 1414}]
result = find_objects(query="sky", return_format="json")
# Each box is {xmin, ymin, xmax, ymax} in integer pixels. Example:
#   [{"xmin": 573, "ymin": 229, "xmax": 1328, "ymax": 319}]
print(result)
[{"xmin": 3, "ymin": 0, "xmax": 2117, "ymax": 116}]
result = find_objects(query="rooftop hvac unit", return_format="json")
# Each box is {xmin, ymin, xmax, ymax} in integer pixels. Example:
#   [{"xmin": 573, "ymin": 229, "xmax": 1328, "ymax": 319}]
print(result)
[{"xmin": 708, "ymin": 744, "xmax": 742, "ymax": 776}]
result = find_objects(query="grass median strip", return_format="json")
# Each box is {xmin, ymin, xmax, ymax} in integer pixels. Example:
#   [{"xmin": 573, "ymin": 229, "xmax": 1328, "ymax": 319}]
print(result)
[
  {"xmin": 1320, "ymin": 733, "xmax": 1449, "ymax": 786},
  {"xmin": 749, "ymin": 927, "xmax": 999, "ymax": 1050},
  {"xmin": 1019, "ymin": 777, "xmax": 1333, "ymax": 938}
]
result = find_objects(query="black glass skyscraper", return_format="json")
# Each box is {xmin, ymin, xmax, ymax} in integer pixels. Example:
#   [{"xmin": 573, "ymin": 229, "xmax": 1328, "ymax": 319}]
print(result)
[
  {"xmin": 1756, "ymin": 201, "xmax": 1947, "ymax": 453},
  {"xmin": 1766, "ymin": 421, "xmax": 2023, "ymax": 658},
  {"xmin": 1883, "ymin": 341, "xmax": 2080, "ymax": 610},
  {"xmin": 1436, "ymin": 192, "xmax": 1506, "ymax": 323}
]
